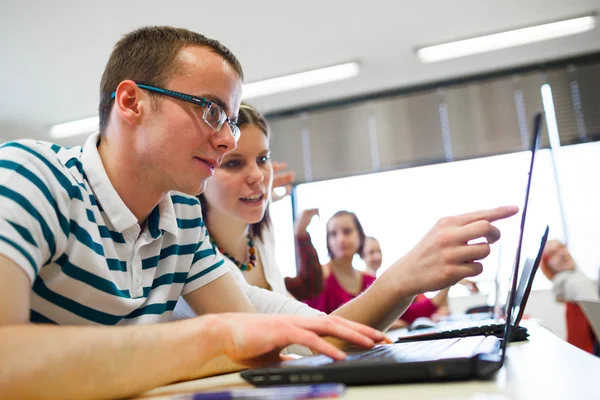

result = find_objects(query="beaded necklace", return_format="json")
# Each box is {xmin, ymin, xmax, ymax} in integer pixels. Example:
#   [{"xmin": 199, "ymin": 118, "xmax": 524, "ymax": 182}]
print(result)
[{"xmin": 212, "ymin": 232, "xmax": 256, "ymax": 271}]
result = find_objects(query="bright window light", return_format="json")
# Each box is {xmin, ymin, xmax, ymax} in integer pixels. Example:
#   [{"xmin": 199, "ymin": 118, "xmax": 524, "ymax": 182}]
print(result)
[
  {"xmin": 417, "ymin": 15, "xmax": 596, "ymax": 63},
  {"xmin": 541, "ymin": 84, "xmax": 561, "ymax": 149},
  {"xmin": 242, "ymin": 62, "xmax": 360, "ymax": 100}
]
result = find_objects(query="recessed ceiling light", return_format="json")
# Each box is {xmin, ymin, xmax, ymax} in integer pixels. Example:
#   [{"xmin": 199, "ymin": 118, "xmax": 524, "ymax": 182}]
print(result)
[{"xmin": 417, "ymin": 15, "xmax": 596, "ymax": 63}]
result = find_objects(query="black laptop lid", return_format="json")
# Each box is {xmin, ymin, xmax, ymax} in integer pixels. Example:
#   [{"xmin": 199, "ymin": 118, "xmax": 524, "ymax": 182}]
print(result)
[
  {"xmin": 510, "ymin": 226, "xmax": 549, "ymax": 327},
  {"xmin": 499, "ymin": 112, "xmax": 543, "ymax": 360}
]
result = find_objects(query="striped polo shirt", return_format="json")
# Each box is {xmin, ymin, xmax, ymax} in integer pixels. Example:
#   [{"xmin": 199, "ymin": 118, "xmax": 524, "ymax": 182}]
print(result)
[{"xmin": 0, "ymin": 132, "xmax": 228, "ymax": 325}]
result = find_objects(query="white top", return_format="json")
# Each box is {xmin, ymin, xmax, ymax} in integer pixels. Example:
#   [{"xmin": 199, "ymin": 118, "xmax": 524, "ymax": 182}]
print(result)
[
  {"xmin": 552, "ymin": 269, "xmax": 599, "ymax": 301},
  {"xmin": 173, "ymin": 225, "xmax": 323, "ymax": 318},
  {"xmin": 0, "ymin": 134, "xmax": 228, "ymax": 325}
]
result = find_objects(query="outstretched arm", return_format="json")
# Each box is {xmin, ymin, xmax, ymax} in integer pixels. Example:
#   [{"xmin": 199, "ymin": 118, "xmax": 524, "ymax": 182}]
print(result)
[{"xmin": 331, "ymin": 206, "xmax": 519, "ymax": 333}]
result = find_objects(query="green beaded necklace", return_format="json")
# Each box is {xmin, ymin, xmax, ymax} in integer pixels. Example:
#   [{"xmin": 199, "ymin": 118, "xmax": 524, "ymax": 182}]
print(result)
[{"xmin": 212, "ymin": 232, "xmax": 256, "ymax": 271}]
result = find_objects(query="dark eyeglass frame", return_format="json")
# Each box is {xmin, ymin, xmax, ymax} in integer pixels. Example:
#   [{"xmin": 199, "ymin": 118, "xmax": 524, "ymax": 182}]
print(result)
[{"xmin": 111, "ymin": 83, "xmax": 240, "ymax": 141}]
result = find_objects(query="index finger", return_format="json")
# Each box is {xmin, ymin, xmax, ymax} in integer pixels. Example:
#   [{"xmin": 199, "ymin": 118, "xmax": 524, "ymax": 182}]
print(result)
[{"xmin": 456, "ymin": 205, "xmax": 519, "ymax": 226}]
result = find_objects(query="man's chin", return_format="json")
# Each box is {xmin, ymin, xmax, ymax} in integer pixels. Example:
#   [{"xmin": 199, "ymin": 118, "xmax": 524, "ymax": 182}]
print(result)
[{"xmin": 178, "ymin": 181, "xmax": 207, "ymax": 197}]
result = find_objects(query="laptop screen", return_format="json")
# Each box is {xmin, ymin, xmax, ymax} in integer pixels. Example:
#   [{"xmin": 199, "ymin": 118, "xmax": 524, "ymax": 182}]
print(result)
[{"xmin": 499, "ymin": 112, "xmax": 543, "ymax": 358}]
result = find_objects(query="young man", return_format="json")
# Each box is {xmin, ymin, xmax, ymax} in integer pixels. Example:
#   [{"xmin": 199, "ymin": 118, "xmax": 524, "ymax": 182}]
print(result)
[
  {"xmin": 0, "ymin": 26, "xmax": 384, "ymax": 399},
  {"xmin": 0, "ymin": 25, "xmax": 518, "ymax": 399}
]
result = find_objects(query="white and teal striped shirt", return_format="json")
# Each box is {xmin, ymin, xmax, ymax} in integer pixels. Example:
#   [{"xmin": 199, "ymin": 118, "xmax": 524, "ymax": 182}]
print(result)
[{"xmin": 0, "ymin": 133, "xmax": 228, "ymax": 325}]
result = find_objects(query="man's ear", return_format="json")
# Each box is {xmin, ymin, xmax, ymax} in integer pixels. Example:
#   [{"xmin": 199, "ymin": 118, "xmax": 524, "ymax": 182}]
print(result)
[{"xmin": 113, "ymin": 80, "xmax": 146, "ymax": 126}]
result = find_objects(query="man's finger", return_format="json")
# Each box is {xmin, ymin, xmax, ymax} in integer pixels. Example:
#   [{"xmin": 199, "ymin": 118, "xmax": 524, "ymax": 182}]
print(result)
[
  {"xmin": 457, "ymin": 220, "xmax": 501, "ymax": 244},
  {"xmin": 290, "ymin": 316, "xmax": 381, "ymax": 348},
  {"xmin": 450, "ymin": 243, "xmax": 492, "ymax": 262},
  {"xmin": 453, "ymin": 262, "xmax": 484, "ymax": 279},
  {"xmin": 285, "ymin": 329, "xmax": 347, "ymax": 360},
  {"xmin": 455, "ymin": 205, "xmax": 518, "ymax": 226}
]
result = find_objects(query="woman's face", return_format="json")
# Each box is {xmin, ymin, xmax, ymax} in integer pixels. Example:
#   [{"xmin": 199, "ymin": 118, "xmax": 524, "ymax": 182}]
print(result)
[
  {"xmin": 362, "ymin": 238, "xmax": 382, "ymax": 271},
  {"xmin": 203, "ymin": 123, "xmax": 272, "ymax": 224},
  {"xmin": 327, "ymin": 214, "xmax": 361, "ymax": 259}
]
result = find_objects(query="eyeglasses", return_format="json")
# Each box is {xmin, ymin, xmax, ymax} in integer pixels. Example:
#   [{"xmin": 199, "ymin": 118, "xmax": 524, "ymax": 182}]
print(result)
[{"xmin": 111, "ymin": 83, "xmax": 240, "ymax": 142}]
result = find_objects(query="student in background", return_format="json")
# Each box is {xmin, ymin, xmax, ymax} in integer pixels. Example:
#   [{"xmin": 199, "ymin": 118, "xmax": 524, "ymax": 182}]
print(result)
[
  {"xmin": 362, "ymin": 236, "xmax": 383, "ymax": 276},
  {"xmin": 540, "ymin": 240, "xmax": 598, "ymax": 301},
  {"xmin": 304, "ymin": 211, "xmax": 377, "ymax": 314},
  {"xmin": 290, "ymin": 208, "xmax": 324, "ymax": 299},
  {"xmin": 539, "ymin": 240, "xmax": 599, "ymax": 354},
  {"xmin": 173, "ymin": 103, "xmax": 518, "ymax": 336}
]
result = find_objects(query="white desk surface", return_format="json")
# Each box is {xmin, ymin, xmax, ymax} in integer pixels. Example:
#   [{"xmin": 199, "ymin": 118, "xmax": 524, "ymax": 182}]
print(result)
[{"xmin": 138, "ymin": 322, "xmax": 600, "ymax": 400}]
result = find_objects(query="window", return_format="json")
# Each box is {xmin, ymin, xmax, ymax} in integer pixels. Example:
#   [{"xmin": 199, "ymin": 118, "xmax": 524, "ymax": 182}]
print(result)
[{"xmin": 271, "ymin": 148, "xmax": 568, "ymax": 297}]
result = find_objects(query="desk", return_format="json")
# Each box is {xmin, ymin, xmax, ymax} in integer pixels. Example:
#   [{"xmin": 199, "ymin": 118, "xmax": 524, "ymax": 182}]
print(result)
[{"xmin": 138, "ymin": 322, "xmax": 600, "ymax": 400}]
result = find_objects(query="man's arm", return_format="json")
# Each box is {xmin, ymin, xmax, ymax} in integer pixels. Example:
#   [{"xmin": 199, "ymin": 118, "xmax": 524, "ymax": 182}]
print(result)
[
  {"xmin": 0, "ymin": 255, "xmax": 226, "ymax": 399},
  {"xmin": 0, "ymin": 255, "xmax": 385, "ymax": 399}
]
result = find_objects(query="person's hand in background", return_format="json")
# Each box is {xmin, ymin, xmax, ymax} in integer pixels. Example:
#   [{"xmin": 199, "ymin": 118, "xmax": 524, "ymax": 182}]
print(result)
[
  {"xmin": 295, "ymin": 208, "xmax": 320, "ymax": 237},
  {"xmin": 271, "ymin": 161, "xmax": 295, "ymax": 202}
]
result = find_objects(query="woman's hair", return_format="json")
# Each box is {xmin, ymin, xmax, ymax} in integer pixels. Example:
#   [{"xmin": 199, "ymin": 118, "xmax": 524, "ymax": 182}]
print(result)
[
  {"xmin": 198, "ymin": 102, "xmax": 272, "ymax": 241},
  {"xmin": 326, "ymin": 211, "xmax": 366, "ymax": 259}
]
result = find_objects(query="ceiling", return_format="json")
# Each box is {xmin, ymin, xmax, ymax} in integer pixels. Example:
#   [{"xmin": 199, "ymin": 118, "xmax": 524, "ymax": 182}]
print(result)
[{"xmin": 2, "ymin": 0, "xmax": 600, "ymax": 146}]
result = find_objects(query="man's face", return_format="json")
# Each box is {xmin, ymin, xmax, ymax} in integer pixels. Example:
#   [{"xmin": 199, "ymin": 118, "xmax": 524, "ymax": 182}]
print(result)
[{"xmin": 135, "ymin": 45, "xmax": 243, "ymax": 196}]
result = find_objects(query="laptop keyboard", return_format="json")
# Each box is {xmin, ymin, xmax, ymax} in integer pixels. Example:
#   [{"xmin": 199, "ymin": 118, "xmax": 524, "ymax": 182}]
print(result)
[
  {"xmin": 282, "ymin": 338, "xmax": 462, "ymax": 367},
  {"xmin": 436, "ymin": 319, "xmax": 503, "ymax": 332}
]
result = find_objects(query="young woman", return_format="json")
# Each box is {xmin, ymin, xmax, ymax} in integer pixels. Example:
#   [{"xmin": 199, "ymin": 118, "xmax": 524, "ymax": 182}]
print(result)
[
  {"xmin": 303, "ymin": 211, "xmax": 375, "ymax": 314},
  {"xmin": 362, "ymin": 236, "xmax": 383, "ymax": 277},
  {"xmin": 173, "ymin": 103, "xmax": 519, "ymax": 339}
]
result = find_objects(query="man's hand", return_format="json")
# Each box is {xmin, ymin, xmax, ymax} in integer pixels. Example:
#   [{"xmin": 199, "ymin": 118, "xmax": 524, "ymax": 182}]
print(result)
[
  {"xmin": 271, "ymin": 161, "xmax": 295, "ymax": 202},
  {"xmin": 214, "ymin": 313, "xmax": 385, "ymax": 367},
  {"xmin": 294, "ymin": 208, "xmax": 319, "ymax": 236},
  {"xmin": 387, "ymin": 205, "xmax": 519, "ymax": 296}
]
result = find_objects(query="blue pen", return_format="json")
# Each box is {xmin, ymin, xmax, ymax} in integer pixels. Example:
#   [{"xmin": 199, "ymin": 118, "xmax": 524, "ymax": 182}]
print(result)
[{"xmin": 174, "ymin": 383, "xmax": 346, "ymax": 400}]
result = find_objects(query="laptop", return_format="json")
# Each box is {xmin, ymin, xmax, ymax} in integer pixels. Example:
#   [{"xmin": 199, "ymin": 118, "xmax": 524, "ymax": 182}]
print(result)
[
  {"xmin": 241, "ymin": 114, "xmax": 548, "ymax": 387},
  {"xmin": 396, "ymin": 112, "xmax": 546, "ymax": 344}
]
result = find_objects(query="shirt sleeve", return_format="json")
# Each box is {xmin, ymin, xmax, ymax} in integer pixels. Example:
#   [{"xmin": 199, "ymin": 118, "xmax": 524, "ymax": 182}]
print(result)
[
  {"xmin": 0, "ymin": 141, "xmax": 71, "ymax": 284},
  {"xmin": 285, "ymin": 232, "xmax": 324, "ymax": 300},
  {"xmin": 181, "ymin": 225, "xmax": 229, "ymax": 295},
  {"xmin": 552, "ymin": 270, "xmax": 599, "ymax": 302},
  {"xmin": 226, "ymin": 259, "xmax": 325, "ymax": 317}
]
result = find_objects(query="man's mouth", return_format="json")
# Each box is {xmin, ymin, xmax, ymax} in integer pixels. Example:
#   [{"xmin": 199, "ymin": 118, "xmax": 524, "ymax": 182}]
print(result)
[{"xmin": 240, "ymin": 193, "xmax": 265, "ymax": 203}]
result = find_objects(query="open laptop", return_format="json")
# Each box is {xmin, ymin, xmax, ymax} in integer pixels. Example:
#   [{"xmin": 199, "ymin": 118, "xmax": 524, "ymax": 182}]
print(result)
[
  {"xmin": 396, "ymin": 112, "xmax": 545, "ymax": 344},
  {"xmin": 241, "ymin": 114, "xmax": 548, "ymax": 387}
]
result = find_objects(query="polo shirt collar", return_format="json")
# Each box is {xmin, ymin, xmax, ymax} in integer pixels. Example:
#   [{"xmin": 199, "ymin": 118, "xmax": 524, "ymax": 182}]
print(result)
[{"xmin": 81, "ymin": 133, "xmax": 178, "ymax": 238}]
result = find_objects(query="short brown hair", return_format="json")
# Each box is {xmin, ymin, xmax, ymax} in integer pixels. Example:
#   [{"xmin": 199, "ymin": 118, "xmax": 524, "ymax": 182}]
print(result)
[
  {"xmin": 199, "ymin": 103, "xmax": 272, "ymax": 241},
  {"xmin": 98, "ymin": 26, "xmax": 243, "ymax": 135},
  {"xmin": 326, "ymin": 211, "xmax": 366, "ymax": 259}
]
